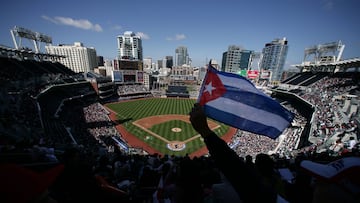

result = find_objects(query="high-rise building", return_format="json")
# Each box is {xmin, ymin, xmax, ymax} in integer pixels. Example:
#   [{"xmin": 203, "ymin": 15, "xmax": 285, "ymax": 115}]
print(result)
[
  {"xmin": 259, "ymin": 38, "xmax": 288, "ymax": 82},
  {"xmin": 175, "ymin": 46, "xmax": 189, "ymax": 66},
  {"xmin": 45, "ymin": 42, "xmax": 97, "ymax": 73},
  {"xmin": 165, "ymin": 56, "xmax": 173, "ymax": 68},
  {"xmin": 117, "ymin": 31, "xmax": 143, "ymax": 61},
  {"xmin": 116, "ymin": 31, "xmax": 143, "ymax": 72},
  {"xmin": 221, "ymin": 45, "xmax": 253, "ymax": 74},
  {"xmin": 97, "ymin": 56, "xmax": 104, "ymax": 66},
  {"xmin": 157, "ymin": 60, "xmax": 164, "ymax": 69}
]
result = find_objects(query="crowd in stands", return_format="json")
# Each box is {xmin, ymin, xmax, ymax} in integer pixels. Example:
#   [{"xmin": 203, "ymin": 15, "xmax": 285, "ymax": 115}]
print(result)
[
  {"xmin": 297, "ymin": 76, "xmax": 359, "ymax": 155},
  {"xmin": 229, "ymin": 131, "xmax": 279, "ymax": 158},
  {"xmin": 3, "ymin": 137, "xmax": 359, "ymax": 202},
  {"xmin": 1, "ymin": 56, "xmax": 360, "ymax": 202},
  {"xmin": 225, "ymin": 74, "xmax": 360, "ymax": 162},
  {"xmin": 0, "ymin": 84, "xmax": 43, "ymax": 146},
  {"xmin": 117, "ymin": 84, "xmax": 152, "ymax": 100},
  {"xmin": 83, "ymin": 102, "xmax": 129, "ymax": 153},
  {"xmin": 228, "ymin": 101, "xmax": 308, "ymax": 159}
]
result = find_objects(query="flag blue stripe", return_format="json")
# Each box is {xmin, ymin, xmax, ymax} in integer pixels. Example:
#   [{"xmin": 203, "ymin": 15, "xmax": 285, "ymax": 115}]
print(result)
[
  {"xmin": 218, "ymin": 73, "xmax": 273, "ymax": 98},
  {"xmin": 204, "ymin": 104, "xmax": 283, "ymax": 139},
  {"xmin": 221, "ymin": 87, "xmax": 294, "ymax": 121},
  {"xmin": 205, "ymin": 96, "xmax": 291, "ymax": 132},
  {"xmin": 212, "ymin": 68, "xmax": 263, "ymax": 96},
  {"xmin": 212, "ymin": 66, "xmax": 294, "ymax": 122}
]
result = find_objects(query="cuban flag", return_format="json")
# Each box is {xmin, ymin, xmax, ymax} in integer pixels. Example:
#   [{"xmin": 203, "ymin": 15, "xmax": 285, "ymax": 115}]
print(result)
[{"xmin": 198, "ymin": 64, "xmax": 294, "ymax": 139}]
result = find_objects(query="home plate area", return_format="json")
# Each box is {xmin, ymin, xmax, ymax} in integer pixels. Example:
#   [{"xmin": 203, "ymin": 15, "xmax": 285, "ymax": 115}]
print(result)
[
  {"xmin": 167, "ymin": 141, "xmax": 186, "ymax": 151},
  {"xmin": 168, "ymin": 127, "xmax": 186, "ymax": 151},
  {"xmin": 133, "ymin": 115, "xmax": 219, "ymax": 152}
]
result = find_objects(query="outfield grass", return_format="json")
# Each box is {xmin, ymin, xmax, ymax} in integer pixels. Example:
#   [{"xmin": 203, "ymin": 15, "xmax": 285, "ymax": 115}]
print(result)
[{"xmin": 105, "ymin": 98, "xmax": 229, "ymax": 156}]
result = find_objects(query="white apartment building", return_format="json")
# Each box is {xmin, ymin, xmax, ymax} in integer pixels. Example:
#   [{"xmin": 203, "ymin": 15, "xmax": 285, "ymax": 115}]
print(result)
[
  {"xmin": 117, "ymin": 31, "xmax": 143, "ymax": 61},
  {"xmin": 45, "ymin": 42, "xmax": 97, "ymax": 73}
]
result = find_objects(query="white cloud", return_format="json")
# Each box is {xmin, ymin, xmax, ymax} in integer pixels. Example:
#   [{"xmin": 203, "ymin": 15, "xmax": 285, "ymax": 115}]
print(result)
[
  {"xmin": 175, "ymin": 34, "xmax": 186, "ymax": 40},
  {"xmin": 111, "ymin": 25, "xmax": 122, "ymax": 30},
  {"xmin": 136, "ymin": 32, "xmax": 150, "ymax": 40},
  {"xmin": 42, "ymin": 15, "xmax": 103, "ymax": 32},
  {"xmin": 166, "ymin": 34, "xmax": 186, "ymax": 41},
  {"xmin": 41, "ymin": 15, "xmax": 57, "ymax": 24}
]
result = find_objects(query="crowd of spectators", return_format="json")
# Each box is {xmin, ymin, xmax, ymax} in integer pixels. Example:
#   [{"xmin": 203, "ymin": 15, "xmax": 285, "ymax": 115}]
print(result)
[
  {"xmin": 227, "ymin": 74, "xmax": 360, "ymax": 162},
  {"xmin": 227, "ymin": 95, "xmax": 308, "ymax": 160},
  {"xmin": 83, "ymin": 102, "xmax": 129, "ymax": 153},
  {"xmin": 297, "ymin": 76, "xmax": 359, "ymax": 155},
  {"xmin": 1, "ymin": 57, "xmax": 360, "ymax": 202},
  {"xmin": 229, "ymin": 130, "xmax": 279, "ymax": 159},
  {"xmin": 117, "ymin": 84, "xmax": 152, "ymax": 100}
]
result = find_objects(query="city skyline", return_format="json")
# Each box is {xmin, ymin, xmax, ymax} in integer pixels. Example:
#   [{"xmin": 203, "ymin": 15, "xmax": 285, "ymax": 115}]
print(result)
[{"xmin": 1, "ymin": 0, "xmax": 359, "ymax": 68}]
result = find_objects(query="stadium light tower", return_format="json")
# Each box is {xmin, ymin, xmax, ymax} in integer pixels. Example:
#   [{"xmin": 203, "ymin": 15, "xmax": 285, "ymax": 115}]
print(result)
[
  {"xmin": 318, "ymin": 41, "xmax": 345, "ymax": 62},
  {"xmin": 10, "ymin": 26, "xmax": 52, "ymax": 53},
  {"xmin": 303, "ymin": 40, "xmax": 345, "ymax": 64}
]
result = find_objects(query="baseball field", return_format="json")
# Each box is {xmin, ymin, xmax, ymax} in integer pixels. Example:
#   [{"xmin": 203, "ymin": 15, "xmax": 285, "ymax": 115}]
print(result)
[{"xmin": 105, "ymin": 98, "xmax": 234, "ymax": 157}]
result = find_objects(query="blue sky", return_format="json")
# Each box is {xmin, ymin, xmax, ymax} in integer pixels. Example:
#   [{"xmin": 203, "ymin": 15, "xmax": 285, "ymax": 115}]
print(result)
[{"xmin": 1, "ymin": 0, "xmax": 359, "ymax": 68}]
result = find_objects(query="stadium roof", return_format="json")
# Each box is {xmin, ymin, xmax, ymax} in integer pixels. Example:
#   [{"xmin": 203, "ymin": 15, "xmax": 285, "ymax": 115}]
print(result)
[
  {"xmin": 292, "ymin": 57, "xmax": 360, "ymax": 72},
  {"xmin": 0, "ymin": 45, "xmax": 65, "ymax": 60}
]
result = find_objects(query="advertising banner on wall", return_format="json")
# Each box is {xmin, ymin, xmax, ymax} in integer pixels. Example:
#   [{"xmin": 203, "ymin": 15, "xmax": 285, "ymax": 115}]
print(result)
[
  {"xmin": 260, "ymin": 70, "xmax": 271, "ymax": 79},
  {"xmin": 239, "ymin": 69, "xmax": 247, "ymax": 77},
  {"xmin": 247, "ymin": 70, "xmax": 259, "ymax": 79}
]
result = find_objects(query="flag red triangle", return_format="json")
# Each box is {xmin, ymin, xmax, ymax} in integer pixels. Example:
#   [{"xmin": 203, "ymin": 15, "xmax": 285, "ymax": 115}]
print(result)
[{"xmin": 199, "ymin": 69, "xmax": 226, "ymax": 105}]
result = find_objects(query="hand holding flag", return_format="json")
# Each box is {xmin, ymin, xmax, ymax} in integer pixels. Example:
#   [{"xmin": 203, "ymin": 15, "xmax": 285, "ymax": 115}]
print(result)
[
  {"xmin": 190, "ymin": 103, "xmax": 213, "ymax": 138},
  {"xmin": 197, "ymin": 64, "xmax": 294, "ymax": 139}
]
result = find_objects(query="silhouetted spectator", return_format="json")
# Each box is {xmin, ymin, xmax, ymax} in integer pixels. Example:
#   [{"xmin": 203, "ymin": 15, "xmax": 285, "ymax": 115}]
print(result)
[{"xmin": 190, "ymin": 103, "xmax": 277, "ymax": 203}]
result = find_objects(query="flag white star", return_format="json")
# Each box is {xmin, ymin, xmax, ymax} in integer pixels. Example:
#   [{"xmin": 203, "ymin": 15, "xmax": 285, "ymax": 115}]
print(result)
[{"xmin": 204, "ymin": 81, "xmax": 216, "ymax": 95}]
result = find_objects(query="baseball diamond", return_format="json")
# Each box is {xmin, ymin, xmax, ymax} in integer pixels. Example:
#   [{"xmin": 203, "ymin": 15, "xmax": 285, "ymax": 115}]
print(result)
[{"xmin": 105, "ymin": 98, "xmax": 236, "ymax": 157}]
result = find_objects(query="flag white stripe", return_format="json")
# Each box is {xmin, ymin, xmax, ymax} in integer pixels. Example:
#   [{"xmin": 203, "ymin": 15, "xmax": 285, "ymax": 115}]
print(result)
[
  {"xmin": 207, "ymin": 97, "xmax": 290, "ymax": 131},
  {"xmin": 218, "ymin": 74, "xmax": 266, "ymax": 96}
]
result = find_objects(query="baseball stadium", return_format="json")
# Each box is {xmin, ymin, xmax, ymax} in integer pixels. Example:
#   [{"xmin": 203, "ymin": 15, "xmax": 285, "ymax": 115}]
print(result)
[{"xmin": 1, "ymin": 27, "xmax": 360, "ymax": 202}]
